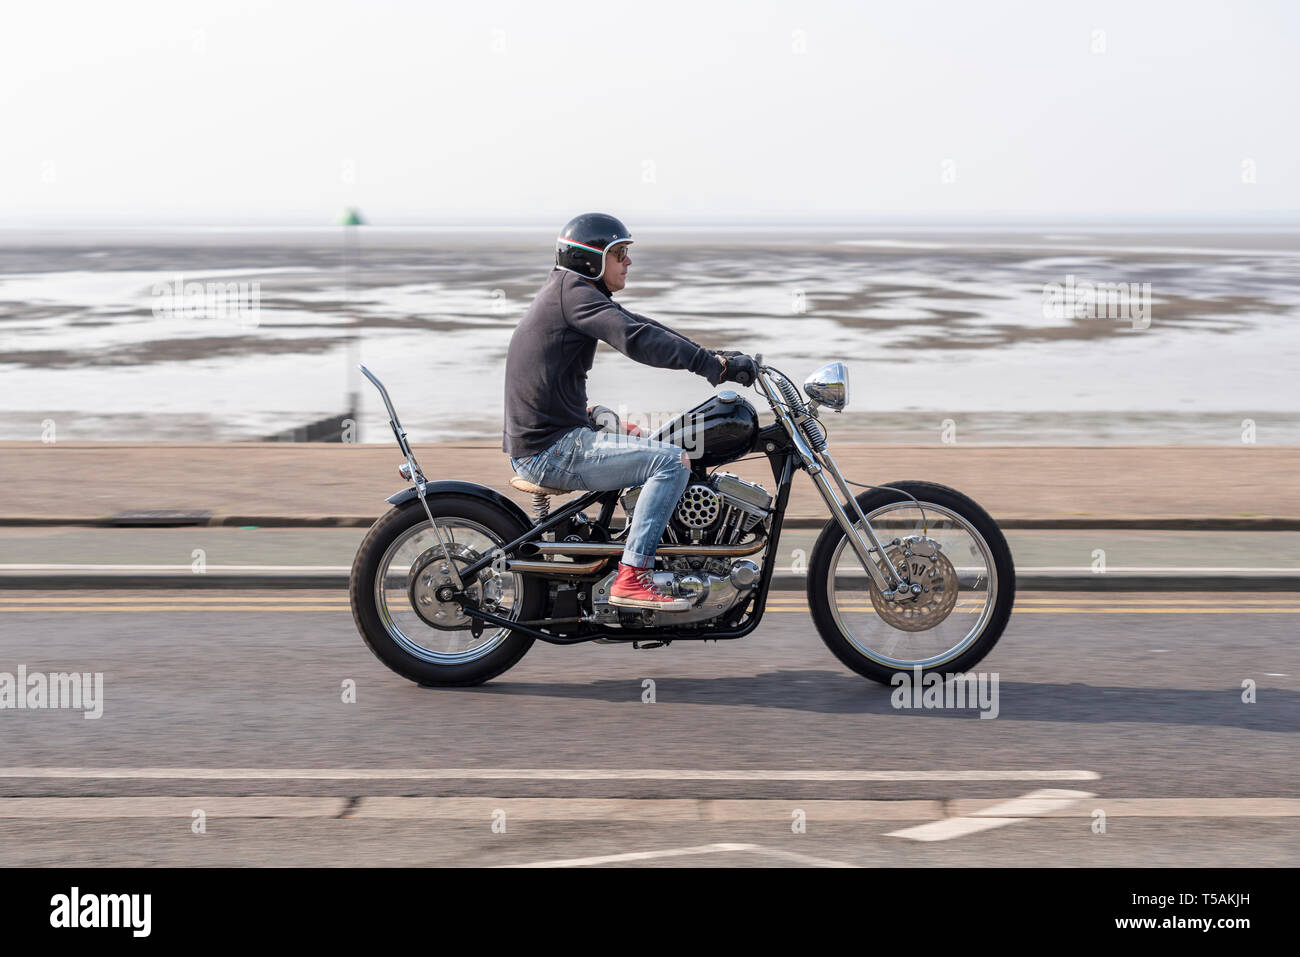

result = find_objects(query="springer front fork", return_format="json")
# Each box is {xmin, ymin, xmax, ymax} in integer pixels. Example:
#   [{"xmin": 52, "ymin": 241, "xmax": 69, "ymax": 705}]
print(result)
[{"xmin": 753, "ymin": 364, "xmax": 910, "ymax": 598}]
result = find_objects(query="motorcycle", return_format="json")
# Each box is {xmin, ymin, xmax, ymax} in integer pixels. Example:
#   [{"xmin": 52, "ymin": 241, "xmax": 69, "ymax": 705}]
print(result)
[{"xmin": 349, "ymin": 357, "xmax": 1015, "ymax": 687}]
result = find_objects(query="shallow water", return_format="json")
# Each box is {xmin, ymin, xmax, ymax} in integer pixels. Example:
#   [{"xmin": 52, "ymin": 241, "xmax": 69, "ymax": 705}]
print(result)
[{"xmin": 1, "ymin": 226, "xmax": 1297, "ymax": 444}]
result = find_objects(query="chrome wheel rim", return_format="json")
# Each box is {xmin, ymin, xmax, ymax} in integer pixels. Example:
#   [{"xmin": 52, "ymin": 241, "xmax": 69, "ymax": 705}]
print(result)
[
  {"xmin": 826, "ymin": 501, "xmax": 997, "ymax": 669},
  {"xmin": 374, "ymin": 518, "xmax": 520, "ymax": 664}
]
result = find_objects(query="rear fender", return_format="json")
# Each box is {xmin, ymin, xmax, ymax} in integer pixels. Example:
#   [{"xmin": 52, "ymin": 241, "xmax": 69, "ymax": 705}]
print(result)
[{"xmin": 385, "ymin": 481, "xmax": 532, "ymax": 531}]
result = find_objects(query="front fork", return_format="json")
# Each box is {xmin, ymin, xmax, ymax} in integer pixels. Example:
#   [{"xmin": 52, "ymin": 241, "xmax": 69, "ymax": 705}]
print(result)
[
  {"xmin": 808, "ymin": 452, "xmax": 909, "ymax": 596},
  {"xmin": 754, "ymin": 366, "xmax": 908, "ymax": 597}
]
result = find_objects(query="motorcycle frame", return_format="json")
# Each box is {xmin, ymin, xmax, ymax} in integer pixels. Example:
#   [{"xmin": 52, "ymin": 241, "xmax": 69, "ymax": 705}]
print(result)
[
  {"xmin": 364, "ymin": 361, "xmax": 908, "ymax": 646},
  {"xmin": 439, "ymin": 423, "xmax": 795, "ymax": 645}
]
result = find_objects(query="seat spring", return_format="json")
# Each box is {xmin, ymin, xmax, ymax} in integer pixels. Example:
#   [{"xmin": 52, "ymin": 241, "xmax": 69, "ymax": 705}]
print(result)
[{"xmin": 530, "ymin": 491, "xmax": 550, "ymax": 522}]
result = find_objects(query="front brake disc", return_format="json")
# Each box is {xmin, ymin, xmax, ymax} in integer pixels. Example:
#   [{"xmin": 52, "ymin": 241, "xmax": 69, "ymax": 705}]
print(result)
[{"xmin": 869, "ymin": 543, "xmax": 960, "ymax": 632}]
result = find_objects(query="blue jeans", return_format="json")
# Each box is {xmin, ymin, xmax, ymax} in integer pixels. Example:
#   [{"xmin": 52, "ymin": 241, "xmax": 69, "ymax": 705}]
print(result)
[{"xmin": 510, "ymin": 426, "xmax": 690, "ymax": 568}]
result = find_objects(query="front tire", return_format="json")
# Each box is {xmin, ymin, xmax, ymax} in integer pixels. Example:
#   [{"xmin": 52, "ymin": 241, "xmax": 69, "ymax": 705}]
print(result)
[
  {"xmin": 350, "ymin": 495, "xmax": 543, "ymax": 686},
  {"xmin": 807, "ymin": 481, "xmax": 1015, "ymax": 684}
]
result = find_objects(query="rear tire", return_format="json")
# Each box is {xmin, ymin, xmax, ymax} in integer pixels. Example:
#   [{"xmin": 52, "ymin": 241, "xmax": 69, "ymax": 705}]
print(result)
[{"xmin": 350, "ymin": 495, "xmax": 543, "ymax": 686}]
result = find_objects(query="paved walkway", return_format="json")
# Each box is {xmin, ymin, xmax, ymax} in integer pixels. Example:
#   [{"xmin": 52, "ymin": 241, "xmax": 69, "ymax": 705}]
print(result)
[{"xmin": 1, "ymin": 442, "xmax": 1294, "ymax": 524}]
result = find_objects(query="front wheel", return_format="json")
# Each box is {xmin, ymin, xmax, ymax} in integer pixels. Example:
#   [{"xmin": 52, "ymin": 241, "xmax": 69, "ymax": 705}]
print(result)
[
  {"xmin": 807, "ymin": 481, "xmax": 1015, "ymax": 685},
  {"xmin": 350, "ymin": 495, "xmax": 543, "ymax": 686}
]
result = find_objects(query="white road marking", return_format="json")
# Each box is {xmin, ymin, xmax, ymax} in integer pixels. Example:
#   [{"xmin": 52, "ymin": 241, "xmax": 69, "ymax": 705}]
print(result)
[
  {"xmin": 0, "ymin": 595, "xmax": 349, "ymax": 603},
  {"xmin": 0, "ymin": 797, "xmax": 348, "ymax": 818},
  {"xmin": 773, "ymin": 566, "xmax": 1300, "ymax": 574},
  {"xmin": 0, "ymin": 767, "xmax": 1101, "ymax": 782},
  {"xmin": 0, "ymin": 564, "xmax": 351, "ymax": 572},
  {"xmin": 349, "ymin": 797, "xmax": 943, "ymax": 822},
  {"xmin": 1013, "ymin": 597, "xmax": 1300, "ymax": 604},
  {"xmin": 743, "ymin": 846, "xmax": 857, "ymax": 868},
  {"xmin": 886, "ymin": 788, "xmax": 1095, "ymax": 842},
  {"xmin": 886, "ymin": 816, "xmax": 1024, "ymax": 841},
  {"xmin": 964, "ymin": 790, "xmax": 1097, "ymax": 817},
  {"xmin": 497, "ymin": 843, "xmax": 757, "ymax": 868},
  {"xmin": 1013, "ymin": 566, "xmax": 1300, "ymax": 573},
  {"xmin": 949, "ymin": 797, "xmax": 1300, "ymax": 819},
  {"xmin": 2, "ymin": 563, "xmax": 1298, "ymax": 574}
]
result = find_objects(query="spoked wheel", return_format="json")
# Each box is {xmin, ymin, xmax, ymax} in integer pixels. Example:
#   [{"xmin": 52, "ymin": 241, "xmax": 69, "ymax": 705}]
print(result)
[
  {"xmin": 350, "ymin": 495, "xmax": 543, "ymax": 686},
  {"xmin": 807, "ymin": 481, "xmax": 1015, "ymax": 684}
]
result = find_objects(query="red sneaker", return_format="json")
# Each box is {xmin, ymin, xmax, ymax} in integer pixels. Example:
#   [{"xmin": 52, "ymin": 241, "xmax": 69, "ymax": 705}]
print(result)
[{"xmin": 608, "ymin": 563, "xmax": 690, "ymax": 611}]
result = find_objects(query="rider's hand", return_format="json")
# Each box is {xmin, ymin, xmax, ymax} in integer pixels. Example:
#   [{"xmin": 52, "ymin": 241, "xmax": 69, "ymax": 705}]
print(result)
[
  {"xmin": 720, "ymin": 354, "xmax": 757, "ymax": 388},
  {"xmin": 588, "ymin": 404, "xmax": 619, "ymax": 433},
  {"xmin": 713, "ymin": 350, "xmax": 744, "ymax": 359},
  {"xmin": 589, "ymin": 404, "xmax": 645, "ymax": 436}
]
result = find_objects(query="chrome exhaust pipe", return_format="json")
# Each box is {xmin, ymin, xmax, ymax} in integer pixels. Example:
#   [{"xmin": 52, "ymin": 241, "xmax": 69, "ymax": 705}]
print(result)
[
  {"xmin": 505, "ymin": 557, "xmax": 609, "ymax": 576},
  {"xmin": 534, "ymin": 538, "xmax": 766, "ymax": 559}
]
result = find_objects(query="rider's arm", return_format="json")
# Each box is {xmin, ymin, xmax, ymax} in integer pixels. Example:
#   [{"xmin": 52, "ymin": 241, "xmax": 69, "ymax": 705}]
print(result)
[
  {"xmin": 563, "ymin": 279, "xmax": 725, "ymax": 385},
  {"xmin": 629, "ymin": 312, "xmax": 707, "ymax": 352}
]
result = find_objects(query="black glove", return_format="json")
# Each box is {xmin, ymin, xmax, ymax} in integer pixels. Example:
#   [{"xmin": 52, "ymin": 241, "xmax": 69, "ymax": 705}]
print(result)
[{"xmin": 720, "ymin": 354, "xmax": 756, "ymax": 388}]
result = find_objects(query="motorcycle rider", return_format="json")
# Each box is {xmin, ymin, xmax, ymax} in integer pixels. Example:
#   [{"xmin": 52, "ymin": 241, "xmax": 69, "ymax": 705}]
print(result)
[{"xmin": 503, "ymin": 213, "xmax": 756, "ymax": 611}]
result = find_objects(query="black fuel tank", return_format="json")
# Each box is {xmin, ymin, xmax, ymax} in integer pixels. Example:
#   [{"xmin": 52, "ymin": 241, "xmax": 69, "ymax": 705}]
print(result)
[{"xmin": 650, "ymin": 391, "xmax": 760, "ymax": 467}]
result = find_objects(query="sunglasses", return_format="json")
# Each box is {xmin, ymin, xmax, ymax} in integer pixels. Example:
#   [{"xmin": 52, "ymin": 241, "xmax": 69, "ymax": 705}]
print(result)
[{"xmin": 609, "ymin": 245, "xmax": 631, "ymax": 263}]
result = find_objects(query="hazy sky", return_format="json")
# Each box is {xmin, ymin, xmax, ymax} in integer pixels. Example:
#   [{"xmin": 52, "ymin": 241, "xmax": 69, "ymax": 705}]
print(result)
[{"xmin": 3, "ymin": 0, "xmax": 1298, "ymax": 224}]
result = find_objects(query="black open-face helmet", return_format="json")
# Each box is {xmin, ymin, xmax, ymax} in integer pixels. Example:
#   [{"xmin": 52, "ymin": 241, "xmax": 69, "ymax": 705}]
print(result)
[{"xmin": 555, "ymin": 212, "xmax": 633, "ymax": 282}]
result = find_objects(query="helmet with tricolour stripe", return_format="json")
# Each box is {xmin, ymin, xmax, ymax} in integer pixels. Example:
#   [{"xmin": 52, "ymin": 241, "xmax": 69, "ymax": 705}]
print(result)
[{"xmin": 555, "ymin": 212, "xmax": 633, "ymax": 282}]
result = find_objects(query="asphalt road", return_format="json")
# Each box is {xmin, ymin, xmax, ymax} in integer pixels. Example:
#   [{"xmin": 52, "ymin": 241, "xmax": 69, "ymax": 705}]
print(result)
[{"xmin": 0, "ymin": 589, "xmax": 1296, "ymax": 866}]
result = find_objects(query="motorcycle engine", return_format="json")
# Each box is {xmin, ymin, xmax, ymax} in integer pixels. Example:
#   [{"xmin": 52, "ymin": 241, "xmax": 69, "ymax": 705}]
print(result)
[
  {"xmin": 621, "ymin": 470, "xmax": 772, "ymax": 547},
  {"xmin": 595, "ymin": 472, "xmax": 773, "ymax": 626}
]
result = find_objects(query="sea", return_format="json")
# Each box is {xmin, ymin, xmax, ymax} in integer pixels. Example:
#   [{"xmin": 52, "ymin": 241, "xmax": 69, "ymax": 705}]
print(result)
[{"xmin": 1, "ymin": 225, "xmax": 1297, "ymax": 445}]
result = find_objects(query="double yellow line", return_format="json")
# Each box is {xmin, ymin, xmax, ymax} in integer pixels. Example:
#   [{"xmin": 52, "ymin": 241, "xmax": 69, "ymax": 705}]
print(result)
[{"xmin": 765, "ymin": 596, "xmax": 1300, "ymax": 614}]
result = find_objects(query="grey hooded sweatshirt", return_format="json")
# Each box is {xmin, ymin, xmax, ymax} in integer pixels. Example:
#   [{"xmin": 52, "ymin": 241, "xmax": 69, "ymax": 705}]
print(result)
[{"xmin": 502, "ymin": 268, "xmax": 725, "ymax": 458}]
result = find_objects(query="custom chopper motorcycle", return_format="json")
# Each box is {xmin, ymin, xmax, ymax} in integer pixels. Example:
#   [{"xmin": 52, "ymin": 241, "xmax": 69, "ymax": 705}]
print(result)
[{"xmin": 349, "ymin": 359, "xmax": 1015, "ymax": 687}]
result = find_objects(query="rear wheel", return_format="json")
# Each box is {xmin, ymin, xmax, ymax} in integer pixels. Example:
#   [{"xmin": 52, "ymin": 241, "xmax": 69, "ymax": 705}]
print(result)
[
  {"xmin": 350, "ymin": 495, "xmax": 543, "ymax": 686},
  {"xmin": 806, "ymin": 481, "xmax": 1015, "ymax": 684}
]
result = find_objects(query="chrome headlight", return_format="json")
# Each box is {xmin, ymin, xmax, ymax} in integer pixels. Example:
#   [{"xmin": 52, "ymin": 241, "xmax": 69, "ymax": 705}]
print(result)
[{"xmin": 803, "ymin": 362, "xmax": 849, "ymax": 412}]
